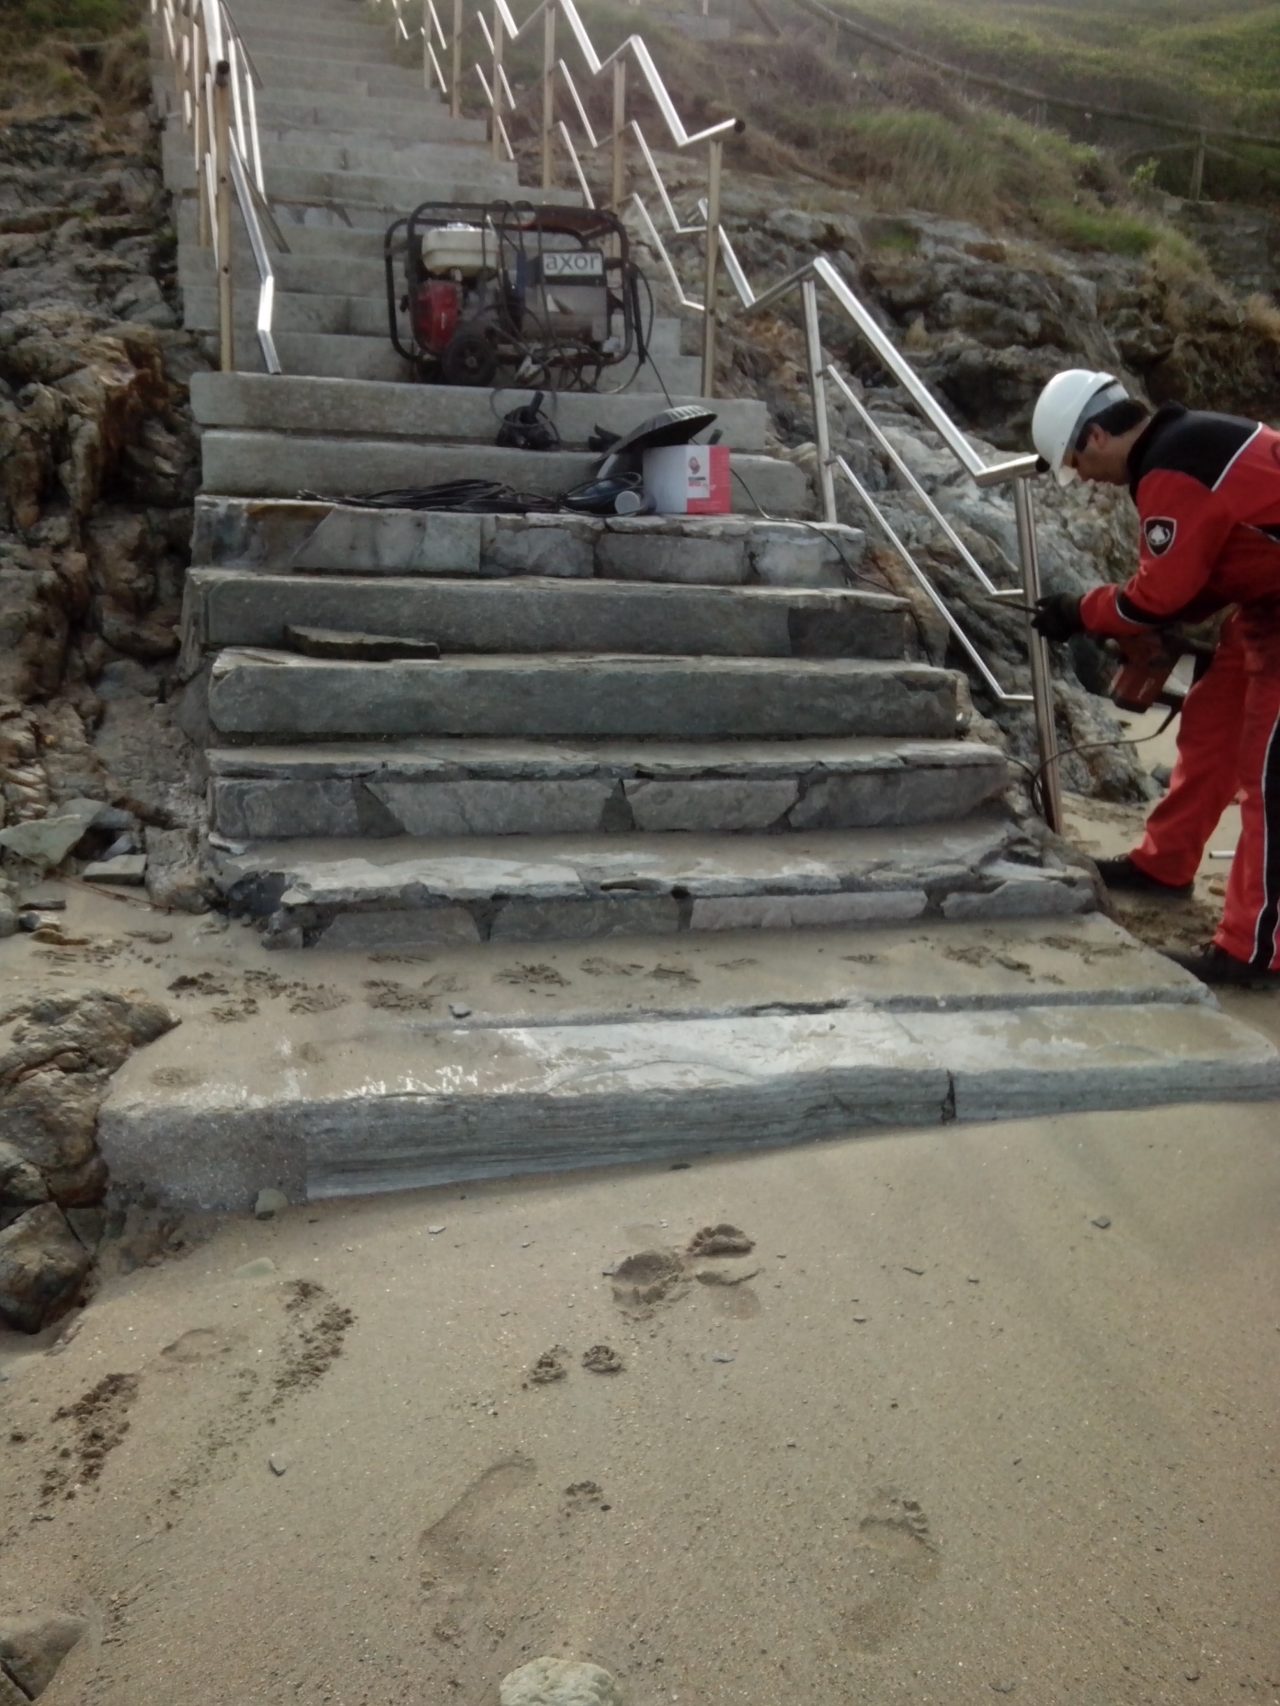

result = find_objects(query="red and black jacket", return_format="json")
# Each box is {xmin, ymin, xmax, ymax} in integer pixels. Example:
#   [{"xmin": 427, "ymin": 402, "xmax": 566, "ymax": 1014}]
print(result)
[{"xmin": 1080, "ymin": 404, "xmax": 1280, "ymax": 638}]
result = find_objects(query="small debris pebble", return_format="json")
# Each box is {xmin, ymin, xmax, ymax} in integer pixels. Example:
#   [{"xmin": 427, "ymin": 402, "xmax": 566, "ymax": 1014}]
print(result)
[
  {"xmin": 254, "ymin": 1188, "xmax": 288, "ymax": 1221},
  {"xmin": 268, "ymin": 1453, "xmax": 290, "ymax": 1477},
  {"xmin": 1091, "ymin": 1215, "xmax": 1112, "ymax": 1230},
  {"xmin": 709, "ymin": 1352, "xmax": 735, "ymax": 1364},
  {"xmin": 428, "ymin": 1225, "xmax": 446, "ymax": 1235}
]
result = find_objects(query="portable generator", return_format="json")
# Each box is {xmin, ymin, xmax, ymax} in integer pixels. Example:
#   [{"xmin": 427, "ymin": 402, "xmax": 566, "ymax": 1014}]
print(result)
[{"xmin": 384, "ymin": 200, "xmax": 648, "ymax": 391}]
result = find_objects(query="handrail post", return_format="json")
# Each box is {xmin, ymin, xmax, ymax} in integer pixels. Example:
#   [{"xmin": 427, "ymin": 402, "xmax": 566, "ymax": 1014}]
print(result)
[
  {"xmin": 541, "ymin": 2, "xmax": 556, "ymax": 191},
  {"xmin": 422, "ymin": 0, "xmax": 431, "ymax": 87},
  {"xmin": 490, "ymin": 1, "xmax": 504, "ymax": 159},
  {"xmin": 194, "ymin": 19, "xmax": 212, "ymax": 246},
  {"xmin": 450, "ymin": 0, "xmax": 462, "ymax": 117},
  {"xmin": 1190, "ymin": 130, "xmax": 1206, "ymax": 200},
  {"xmin": 700, "ymin": 135, "xmax": 723, "ymax": 398},
  {"xmin": 213, "ymin": 60, "xmax": 236, "ymax": 373},
  {"xmin": 801, "ymin": 278, "xmax": 837, "ymax": 524},
  {"xmin": 611, "ymin": 58, "xmax": 627, "ymax": 214},
  {"xmin": 1012, "ymin": 477, "xmax": 1062, "ymax": 833}
]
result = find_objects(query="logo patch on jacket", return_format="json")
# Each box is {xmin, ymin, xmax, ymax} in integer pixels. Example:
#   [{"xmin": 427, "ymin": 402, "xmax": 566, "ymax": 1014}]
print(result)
[{"xmin": 1143, "ymin": 517, "xmax": 1177, "ymax": 556}]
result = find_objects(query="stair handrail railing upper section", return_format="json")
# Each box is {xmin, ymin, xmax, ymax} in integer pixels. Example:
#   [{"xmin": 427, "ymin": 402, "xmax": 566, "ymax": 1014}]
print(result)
[
  {"xmin": 725, "ymin": 249, "xmax": 1063, "ymax": 829},
  {"xmin": 151, "ymin": 0, "xmax": 282, "ymax": 373},
  {"xmin": 377, "ymin": 0, "xmax": 742, "ymax": 396}
]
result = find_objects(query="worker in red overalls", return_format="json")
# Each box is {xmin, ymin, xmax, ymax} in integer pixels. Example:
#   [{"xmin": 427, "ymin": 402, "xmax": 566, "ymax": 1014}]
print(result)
[{"xmin": 1028, "ymin": 369, "xmax": 1280, "ymax": 988}]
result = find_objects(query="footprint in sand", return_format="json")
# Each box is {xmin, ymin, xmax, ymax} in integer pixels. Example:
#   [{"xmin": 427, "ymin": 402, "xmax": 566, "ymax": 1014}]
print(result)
[
  {"xmin": 418, "ymin": 1454, "xmax": 538, "ymax": 1617},
  {"xmin": 842, "ymin": 1489, "xmax": 940, "ymax": 1653},
  {"xmin": 160, "ymin": 1327, "xmax": 240, "ymax": 1364}
]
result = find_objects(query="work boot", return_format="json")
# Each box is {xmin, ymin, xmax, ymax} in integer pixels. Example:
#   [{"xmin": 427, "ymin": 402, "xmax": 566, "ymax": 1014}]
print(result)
[
  {"xmin": 1165, "ymin": 944, "xmax": 1280, "ymax": 987},
  {"xmin": 1094, "ymin": 855, "xmax": 1193, "ymax": 898}
]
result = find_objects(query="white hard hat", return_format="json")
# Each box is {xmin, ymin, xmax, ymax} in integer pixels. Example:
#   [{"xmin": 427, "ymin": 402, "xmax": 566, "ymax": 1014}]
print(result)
[{"xmin": 1031, "ymin": 369, "xmax": 1129, "ymax": 485}]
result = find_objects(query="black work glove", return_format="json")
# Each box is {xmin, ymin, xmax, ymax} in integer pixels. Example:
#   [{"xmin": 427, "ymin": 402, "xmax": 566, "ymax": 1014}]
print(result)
[{"xmin": 1031, "ymin": 592, "xmax": 1084, "ymax": 643}]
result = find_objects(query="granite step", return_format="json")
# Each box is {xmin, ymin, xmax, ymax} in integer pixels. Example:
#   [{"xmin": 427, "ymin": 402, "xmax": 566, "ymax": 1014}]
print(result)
[
  {"xmin": 198, "ymin": 432, "xmax": 810, "ymax": 511},
  {"xmin": 205, "ymin": 650, "xmax": 964, "ymax": 742},
  {"xmin": 190, "ymin": 497, "xmax": 862, "ymax": 587},
  {"xmin": 211, "ymin": 816, "xmax": 1091, "ymax": 949},
  {"xmin": 188, "ymin": 373, "xmax": 764, "ymax": 450},
  {"xmin": 206, "ymin": 735, "xmax": 1009, "ymax": 840},
  {"xmin": 185, "ymin": 571, "xmax": 911, "ymax": 657}
]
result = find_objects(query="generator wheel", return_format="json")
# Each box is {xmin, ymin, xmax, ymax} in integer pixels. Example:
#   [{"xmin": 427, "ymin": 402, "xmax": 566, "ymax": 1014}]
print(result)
[{"xmin": 441, "ymin": 329, "xmax": 497, "ymax": 388}]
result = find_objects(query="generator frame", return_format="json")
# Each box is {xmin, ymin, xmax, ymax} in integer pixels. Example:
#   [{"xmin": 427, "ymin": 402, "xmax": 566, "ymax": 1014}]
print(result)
[{"xmin": 384, "ymin": 199, "xmax": 641, "ymax": 389}]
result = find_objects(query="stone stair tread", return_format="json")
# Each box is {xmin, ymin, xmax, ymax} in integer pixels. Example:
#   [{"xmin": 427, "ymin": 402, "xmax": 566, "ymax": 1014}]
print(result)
[
  {"xmin": 189, "ymin": 570, "xmax": 909, "ymax": 657},
  {"xmin": 188, "ymin": 373, "xmax": 759, "ymax": 448},
  {"xmin": 208, "ymin": 734, "xmax": 1006, "ymax": 779},
  {"xmin": 198, "ymin": 433, "xmax": 810, "ymax": 513},
  {"xmin": 210, "ymin": 818, "xmax": 1093, "ymax": 951},
  {"xmin": 205, "ymin": 648, "xmax": 963, "ymax": 741},
  {"xmin": 99, "ymin": 913, "xmax": 1278, "ymax": 1204},
  {"xmin": 215, "ymin": 816, "xmax": 1038, "ymax": 896}
]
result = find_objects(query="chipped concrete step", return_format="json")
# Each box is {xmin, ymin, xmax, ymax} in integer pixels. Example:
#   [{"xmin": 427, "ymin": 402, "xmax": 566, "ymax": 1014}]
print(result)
[
  {"xmin": 233, "ymin": 21, "xmax": 419, "ymax": 56},
  {"xmin": 162, "ymin": 130, "xmax": 496, "ymax": 189},
  {"xmin": 195, "ymin": 331, "xmax": 411, "ymax": 382},
  {"xmin": 187, "ymin": 570, "xmax": 911, "ymax": 658},
  {"xmin": 198, "ymin": 432, "xmax": 809, "ymax": 512},
  {"xmin": 212, "ymin": 816, "xmax": 1089, "ymax": 949},
  {"xmin": 206, "ymin": 650, "xmax": 963, "ymax": 742},
  {"xmin": 206, "ymin": 735, "xmax": 1009, "ymax": 841},
  {"xmin": 253, "ymin": 90, "xmax": 489, "ymax": 141},
  {"xmin": 243, "ymin": 50, "xmax": 432, "ymax": 91},
  {"xmin": 165, "ymin": 153, "xmax": 519, "ymax": 207},
  {"xmin": 189, "ymin": 324, "xmax": 700, "ymax": 386},
  {"xmin": 249, "ymin": 110, "xmax": 487, "ymax": 150},
  {"xmin": 174, "ymin": 205, "xmax": 423, "ymax": 257},
  {"xmin": 99, "ymin": 979, "xmax": 1279, "ymax": 1207},
  {"xmin": 191, "ymin": 496, "xmax": 865, "ymax": 588},
  {"xmin": 189, "ymin": 373, "xmax": 765, "ymax": 451}
]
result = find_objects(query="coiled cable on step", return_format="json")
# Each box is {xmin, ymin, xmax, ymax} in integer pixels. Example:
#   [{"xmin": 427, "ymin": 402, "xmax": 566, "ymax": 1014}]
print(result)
[{"xmin": 296, "ymin": 481, "xmax": 564, "ymax": 514}]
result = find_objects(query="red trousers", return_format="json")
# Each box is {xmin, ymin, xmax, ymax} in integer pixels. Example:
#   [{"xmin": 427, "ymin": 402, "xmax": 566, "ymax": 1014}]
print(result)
[{"xmin": 1130, "ymin": 611, "xmax": 1280, "ymax": 970}]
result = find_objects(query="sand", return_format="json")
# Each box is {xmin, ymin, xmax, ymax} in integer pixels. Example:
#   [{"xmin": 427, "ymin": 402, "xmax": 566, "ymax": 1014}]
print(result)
[
  {"xmin": 1, "ymin": 1101, "xmax": 1277, "ymax": 1705},
  {"xmin": 1, "ymin": 776, "xmax": 1278, "ymax": 1706}
]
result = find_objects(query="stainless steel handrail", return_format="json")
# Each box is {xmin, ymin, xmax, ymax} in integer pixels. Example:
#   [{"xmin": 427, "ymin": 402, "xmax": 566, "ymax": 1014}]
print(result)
[
  {"xmin": 151, "ymin": 0, "xmax": 282, "ymax": 373},
  {"xmin": 734, "ymin": 256, "xmax": 1063, "ymax": 829}
]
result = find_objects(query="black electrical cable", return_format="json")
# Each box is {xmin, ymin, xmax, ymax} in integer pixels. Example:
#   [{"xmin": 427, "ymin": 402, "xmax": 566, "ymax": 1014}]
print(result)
[
  {"xmin": 296, "ymin": 481, "xmax": 563, "ymax": 514},
  {"xmin": 729, "ymin": 464, "xmax": 900, "ymax": 595},
  {"xmin": 1014, "ymin": 703, "xmax": 1181, "ymax": 821}
]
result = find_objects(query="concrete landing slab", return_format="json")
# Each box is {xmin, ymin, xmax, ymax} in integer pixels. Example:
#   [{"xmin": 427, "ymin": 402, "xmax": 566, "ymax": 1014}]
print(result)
[{"xmin": 98, "ymin": 981, "xmax": 1278, "ymax": 1209}]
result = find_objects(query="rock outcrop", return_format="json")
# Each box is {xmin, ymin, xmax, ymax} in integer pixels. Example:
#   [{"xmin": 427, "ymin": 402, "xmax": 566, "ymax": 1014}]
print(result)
[
  {"xmin": 0, "ymin": 82, "xmax": 208, "ymax": 900},
  {"xmin": 0, "ymin": 988, "xmax": 175, "ymax": 1332}
]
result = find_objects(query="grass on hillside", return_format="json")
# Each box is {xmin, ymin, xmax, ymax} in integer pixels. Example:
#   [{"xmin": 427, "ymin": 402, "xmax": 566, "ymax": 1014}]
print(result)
[
  {"xmin": 0, "ymin": 0, "xmax": 146, "ymax": 113},
  {"xmin": 829, "ymin": 0, "xmax": 1280, "ymax": 133},
  {"xmin": 490, "ymin": 0, "xmax": 1209, "ymax": 265}
]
